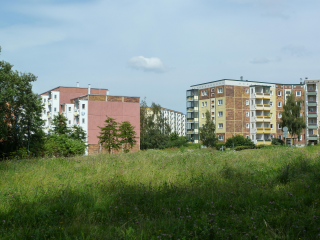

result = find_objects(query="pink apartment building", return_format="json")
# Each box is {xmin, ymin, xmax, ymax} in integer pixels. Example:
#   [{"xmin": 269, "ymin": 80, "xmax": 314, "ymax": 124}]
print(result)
[{"xmin": 40, "ymin": 83, "xmax": 140, "ymax": 154}]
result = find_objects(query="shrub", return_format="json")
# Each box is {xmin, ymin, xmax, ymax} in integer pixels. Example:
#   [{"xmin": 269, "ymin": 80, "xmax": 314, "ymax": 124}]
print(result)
[
  {"xmin": 166, "ymin": 133, "xmax": 188, "ymax": 148},
  {"xmin": 225, "ymin": 135, "xmax": 254, "ymax": 148},
  {"xmin": 216, "ymin": 142, "xmax": 226, "ymax": 150},
  {"xmin": 234, "ymin": 145, "xmax": 254, "ymax": 151},
  {"xmin": 272, "ymin": 138, "xmax": 284, "ymax": 145},
  {"xmin": 44, "ymin": 134, "xmax": 86, "ymax": 157}
]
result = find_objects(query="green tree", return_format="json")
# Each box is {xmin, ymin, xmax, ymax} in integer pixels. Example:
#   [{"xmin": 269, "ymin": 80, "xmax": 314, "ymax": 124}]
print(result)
[
  {"xmin": 51, "ymin": 113, "xmax": 71, "ymax": 135},
  {"xmin": 279, "ymin": 93, "xmax": 306, "ymax": 145},
  {"xmin": 98, "ymin": 116, "xmax": 121, "ymax": 154},
  {"xmin": 200, "ymin": 110, "xmax": 218, "ymax": 148},
  {"xmin": 0, "ymin": 47, "xmax": 45, "ymax": 157},
  {"xmin": 140, "ymin": 100, "xmax": 171, "ymax": 150},
  {"xmin": 119, "ymin": 121, "xmax": 137, "ymax": 153},
  {"xmin": 70, "ymin": 125, "xmax": 87, "ymax": 143}
]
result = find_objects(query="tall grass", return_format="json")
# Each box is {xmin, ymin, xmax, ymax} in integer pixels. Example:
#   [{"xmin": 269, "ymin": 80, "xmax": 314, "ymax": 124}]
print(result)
[{"xmin": 1, "ymin": 146, "xmax": 320, "ymax": 239}]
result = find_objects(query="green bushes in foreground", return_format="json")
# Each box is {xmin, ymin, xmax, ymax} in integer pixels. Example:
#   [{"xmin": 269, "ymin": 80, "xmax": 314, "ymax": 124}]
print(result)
[{"xmin": 1, "ymin": 147, "xmax": 320, "ymax": 239}]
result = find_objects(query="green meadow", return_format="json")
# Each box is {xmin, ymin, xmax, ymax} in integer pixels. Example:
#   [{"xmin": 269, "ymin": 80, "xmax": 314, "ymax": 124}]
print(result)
[{"xmin": 1, "ymin": 146, "xmax": 320, "ymax": 239}]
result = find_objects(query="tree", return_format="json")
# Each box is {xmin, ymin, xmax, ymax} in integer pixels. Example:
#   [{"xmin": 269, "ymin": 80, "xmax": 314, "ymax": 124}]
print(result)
[
  {"xmin": 140, "ymin": 100, "xmax": 171, "ymax": 150},
  {"xmin": 98, "ymin": 116, "xmax": 121, "ymax": 154},
  {"xmin": 200, "ymin": 110, "xmax": 218, "ymax": 147},
  {"xmin": 0, "ymin": 47, "xmax": 45, "ymax": 157},
  {"xmin": 51, "ymin": 113, "xmax": 71, "ymax": 135},
  {"xmin": 119, "ymin": 121, "xmax": 137, "ymax": 153},
  {"xmin": 279, "ymin": 93, "xmax": 306, "ymax": 145},
  {"xmin": 70, "ymin": 125, "xmax": 87, "ymax": 143}
]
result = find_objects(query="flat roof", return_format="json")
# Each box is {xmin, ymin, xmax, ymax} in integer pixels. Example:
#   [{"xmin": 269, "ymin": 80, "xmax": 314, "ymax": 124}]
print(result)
[
  {"xmin": 146, "ymin": 107, "xmax": 185, "ymax": 115},
  {"xmin": 70, "ymin": 94, "xmax": 140, "ymax": 100},
  {"xmin": 190, "ymin": 79, "xmax": 304, "ymax": 87},
  {"xmin": 39, "ymin": 86, "xmax": 109, "ymax": 96}
]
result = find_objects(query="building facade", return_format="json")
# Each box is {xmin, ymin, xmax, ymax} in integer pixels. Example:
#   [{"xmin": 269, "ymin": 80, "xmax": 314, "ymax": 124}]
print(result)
[
  {"xmin": 187, "ymin": 79, "xmax": 319, "ymax": 146},
  {"xmin": 40, "ymin": 84, "xmax": 140, "ymax": 154},
  {"xmin": 146, "ymin": 107, "xmax": 186, "ymax": 136}
]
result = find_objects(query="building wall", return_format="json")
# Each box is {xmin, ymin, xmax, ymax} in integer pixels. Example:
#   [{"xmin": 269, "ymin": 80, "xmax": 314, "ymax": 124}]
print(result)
[
  {"xmin": 199, "ymin": 99, "xmax": 210, "ymax": 127},
  {"xmin": 87, "ymin": 101, "xmax": 140, "ymax": 145}
]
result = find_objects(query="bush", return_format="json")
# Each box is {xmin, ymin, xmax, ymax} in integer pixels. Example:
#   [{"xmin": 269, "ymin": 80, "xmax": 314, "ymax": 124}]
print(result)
[
  {"xmin": 44, "ymin": 134, "xmax": 86, "ymax": 157},
  {"xmin": 225, "ymin": 135, "xmax": 254, "ymax": 148},
  {"xmin": 272, "ymin": 138, "xmax": 284, "ymax": 145},
  {"xmin": 166, "ymin": 133, "xmax": 188, "ymax": 148},
  {"xmin": 216, "ymin": 142, "xmax": 226, "ymax": 150},
  {"xmin": 234, "ymin": 145, "xmax": 255, "ymax": 151}
]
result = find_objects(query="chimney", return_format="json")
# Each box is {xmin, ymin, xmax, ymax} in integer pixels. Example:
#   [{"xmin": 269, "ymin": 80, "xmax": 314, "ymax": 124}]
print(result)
[
  {"xmin": 300, "ymin": 78, "xmax": 303, "ymax": 84},
  {"xmin": 77, "ymin": 82, "xmax": 79, "ymax": 87},
  {"xmin": 88, "ymin": 84, "xmax": 91, "ymax": 94},
  {"xmin": 305, "ymin": 77, "xmax": 308, "ymax": 80},
  {"xmin": 240, "ymin": 76, "xmax": 243, "ymax": 80}
]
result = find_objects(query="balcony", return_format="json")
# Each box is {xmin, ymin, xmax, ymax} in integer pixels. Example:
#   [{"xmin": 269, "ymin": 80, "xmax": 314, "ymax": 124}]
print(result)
[
  {"xmin": 255, "ymin": 93, "xmax": 271, "ymax": 99},
  {"xmin": 308, "ymin": 101, "xmax": 317, "ymax": 107},
  {"xmin": 187, "ymin": 97, "xmax": 194, "ymax": 101},
  {"xmin": 308, "ymin": 112, "xmax": 317, "ymax": 118},
  {"xmin": 255, "ymin": 116, "xmax": 271, "ymax": 122},
  {"xmin": 307, "ymin": 91, "xmax": 317, "ymax": 95},
  {"xmin": 256, "ymin": 128, "xmax": 271, "ymax": 134},
  {"xmin": 309, "ymin": 135, "xmax": 318, "ymax": 141},
  {"xmin": 308, "ymin": 123, "xmax": 318, "ymax": 129}
]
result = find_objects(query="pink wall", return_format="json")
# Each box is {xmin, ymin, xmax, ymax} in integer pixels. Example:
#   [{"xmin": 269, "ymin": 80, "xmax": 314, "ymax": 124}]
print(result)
[{"xmin": 87, "ymin": 101, "xmax": 140, "ymax": 144}]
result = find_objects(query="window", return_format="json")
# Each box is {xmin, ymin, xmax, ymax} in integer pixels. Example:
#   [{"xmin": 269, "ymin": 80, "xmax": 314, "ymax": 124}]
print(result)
[
  {"xmin": 43, "ymin": 110, "xmax": 46, "ymax": 114},
  {"xmin": 218, "ymin": 88, "xmax": 223, "ymax": 93},
  {"xmin": 310, "ymin": 97, "xmax": 314, "ymax": 101},
  {"xmin": 300, "ymin": 135, "xmax": 302, "ymax": 141},
  {"xmin": 309, "ymin": 130, "xmax": 313, "ymax": 135},
  {"xmin": 278, "ymin": 91, "xmax": 282, "ymax": 96},
  {"xmin": 278, "ymin": 124, "xmax": 281, "ymax": 129},
  {"xmin": 251, "ymin": 100, "xmax": 254, "ymax": 105},
  {"xmin": 296, "ymin": 91, "xmax": 301, "ymax": 96},
  {"xmin": 279, "ymin": 135, "xmax": 282, "ymax": 140},
  {"xmin": 246, "ymin": 123, "xmax": 249, "ymax": 128},
  {"xmin": 44, "ymin": 98, "xmax": 46, "ymax": 102},
  {"xmin": 278, "ymin": 102, "xmax": 282, "ymax": 107},
  {"xmin": 205, "ymin": 102, "xmax": 207, "ymax": 107},
  {"xmin": 202, "ymin": 102, "xmax": 204, "ymax": 107},
  {"xmin": 218, "ymin": 123, "xmax": 223, "ymax": 129},
  {"xmin": 211, "ymin": 93, "xmax": 215, "ymax": 97},
  {"xmin": 211, "ymin": 88, "xmax": 215, "ymax": 92},
  {"xmin": 252, "ymin": 123, "xmax": 254, "ymax": 128},
  {"xmin": 218, "ymin": 111, "xmax": 223, "ymax": 117},
  {"xmin": 68, "ymin": 107, "xmax": 71, "ymax": 111},
  {"xmin": 246, "ymin": 112, "xmax": 249, "ymax": 117},
  {"xmin": 309, "ymin": 86, "xmax": 313, "ymax": 90},
  {"xmin": 218, "ymin": 135, "xmax": 223, "ymax": 141},
  {"xmin": 251, "ymin": 112, "xmax": 254, "ymax": 117},
  {"xmin": 286, "ymin": 91, "xmax": 290, "ymax": 94},
  {"xmin": 270, "ymin": 90, "xmax": 273, "ymax": 95},
  {"xmin": 82, "ymin": 104, "xmax": 85, "ymax": 109},
  {"xmin": 271, "ymin": 124, "xmax": 273, "ymax": 129},
  {"xmin": 82, "ymin": 118, "xmax": 85, "ymax": 124},
  {"xmin": 54, "ymin": 107, "xmax": 57, "ymax": 112},
  {"xmin": 270, "ymin": 101, "xmax": 273, "ymax": 106},
  {"xmin": 278, "ymin": 113, "xmax": 282, "ymax": 118},
  {"xmin": 202, "ymin": 113, "xmax": 204, "ymax": 118},
  {"xmin": 246, "ymin": 100, "xmax": 249, "ymax": 105},
  {"xmin": 54, "ymin": 95, "xmax": 57, "ymax": 99},
  {"xmin": 201, "ymin": 90, "xmax": 207, "ymax": 96},
  {"xmin": 246, "ymin": 135, "xmax": 249, "ymax": 139},
  {"xmin": 252, "ymin": 135, "xmax": 254, "ymax": 140},
  {"xmin": 69, "ymin": 120, "xmax": 71, "ymax": 124},
  {"xmin": 218, "ymin": 100, "xmax": 223, "ymax": 105},
  {"xmin": 245, "ymin": 89, "xmax": 249, "ymax": 94},
  {"xmin": 251, "ymin": 89, "xmax": 253, "ymax": 93}
]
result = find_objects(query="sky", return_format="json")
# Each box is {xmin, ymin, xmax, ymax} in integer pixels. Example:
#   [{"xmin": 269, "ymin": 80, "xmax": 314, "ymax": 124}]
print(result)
[{"xmin": 1, "ymin": 0, "xmax": 320, "ymax": 113}]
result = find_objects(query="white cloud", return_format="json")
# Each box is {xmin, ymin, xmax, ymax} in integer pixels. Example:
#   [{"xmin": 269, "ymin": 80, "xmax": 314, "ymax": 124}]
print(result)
[{"xmin": 128, "ymin": 56, "xmax": 165, "ymax": 73}]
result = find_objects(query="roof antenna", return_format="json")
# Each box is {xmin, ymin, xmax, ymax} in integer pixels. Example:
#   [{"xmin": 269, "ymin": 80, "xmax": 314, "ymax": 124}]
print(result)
[{"xmin": 240, "ymin": 76, "xmax": 243, "ymax": 81}]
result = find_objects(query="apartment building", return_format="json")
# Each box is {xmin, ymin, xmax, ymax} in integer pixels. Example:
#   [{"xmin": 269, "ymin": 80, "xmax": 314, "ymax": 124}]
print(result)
[
  {"xmin": 187, "ymin": 78, "xmax": 319, "ymax": 146},
  {"xmin": 40, "ymin": 83, "xmax": 140, "ymax": 154},
  {"xmin": 146, "ymin": 107, "xmax": 186, "ymax": 136}
]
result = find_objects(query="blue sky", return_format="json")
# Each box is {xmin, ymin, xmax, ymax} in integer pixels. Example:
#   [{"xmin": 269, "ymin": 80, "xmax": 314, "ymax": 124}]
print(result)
[{"xmin": 1, "ymin": 0, "xmax": 320, "ymax": 113}]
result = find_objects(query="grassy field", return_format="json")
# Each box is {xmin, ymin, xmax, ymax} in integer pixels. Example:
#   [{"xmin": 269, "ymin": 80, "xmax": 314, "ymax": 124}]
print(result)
[{"xmin": 1, "ymin": 146, "xmax": 320, "ymax": 239}]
